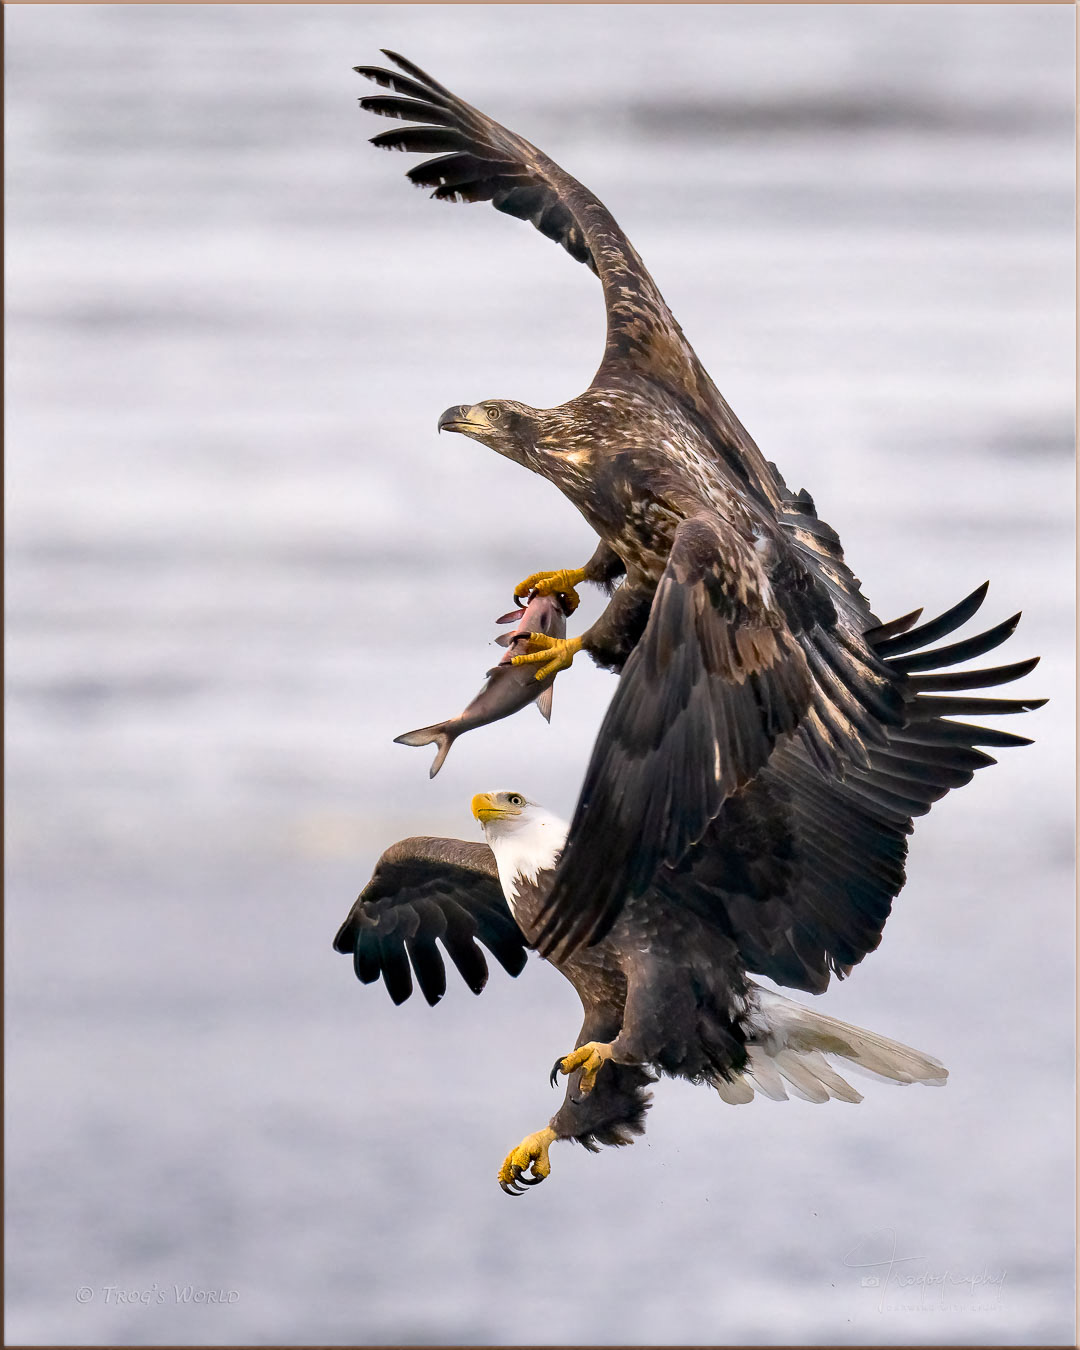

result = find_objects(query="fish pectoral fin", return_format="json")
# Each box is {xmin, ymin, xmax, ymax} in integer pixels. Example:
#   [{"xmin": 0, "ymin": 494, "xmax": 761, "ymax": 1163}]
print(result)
[
  {"xmin": 514, "ymin": 567, "xmax": 588, "ymax": 614},
  {"xmin": 536, "ymin": 684, "xmax": 554, "ymax": 722},
  {"xmin": 510, "ymin": 634, "xmax": 583, "ymax": 683}
]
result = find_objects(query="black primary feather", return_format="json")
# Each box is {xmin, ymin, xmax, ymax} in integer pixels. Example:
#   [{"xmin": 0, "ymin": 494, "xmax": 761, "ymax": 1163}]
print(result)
[
  {"xmin": 667, "ymin": 586, "xmax": 1043, "ymax": 994},
  {"xmin": 334, "ymin": 838, "xmax": 529, "ymax": 1007}
]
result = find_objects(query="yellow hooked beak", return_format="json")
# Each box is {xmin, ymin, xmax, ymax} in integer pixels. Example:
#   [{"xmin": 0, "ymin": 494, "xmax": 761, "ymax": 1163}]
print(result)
[{"xmin": 471, "ymin": 792, "xmax": 506, "ymax": 823}]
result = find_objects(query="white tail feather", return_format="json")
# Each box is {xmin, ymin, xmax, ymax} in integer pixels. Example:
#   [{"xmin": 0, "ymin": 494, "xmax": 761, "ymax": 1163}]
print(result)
[
  {"xmin": 793, "ymin": 1050, "xmax": 864, "ymax": 1104},
  {"xmin": 714, "ymin": 986, "xmax": 946, "ymax": 1107},
  {"xmin": 744, "ymin": 1048, "xmax": 790, "ymax": 1101},
  {"xmin": 714, "ymin": 1074, "xmax": 755, "ymax": 1104}
]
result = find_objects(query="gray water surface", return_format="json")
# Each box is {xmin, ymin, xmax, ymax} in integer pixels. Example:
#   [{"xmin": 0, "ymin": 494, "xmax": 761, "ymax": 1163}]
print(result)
[{"xmin": 5, "ymin": 5, "xmax": 1075, "ymax": 1346}]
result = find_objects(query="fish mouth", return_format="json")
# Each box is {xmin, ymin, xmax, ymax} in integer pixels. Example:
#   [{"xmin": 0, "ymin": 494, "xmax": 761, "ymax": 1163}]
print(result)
[
  {"xmin": 438, "ymin": 404, "xmax": 493, "ymax": 436},
  {"xmin": 471, "ymin": 792, "xmax": 515, "ymax": 823}
]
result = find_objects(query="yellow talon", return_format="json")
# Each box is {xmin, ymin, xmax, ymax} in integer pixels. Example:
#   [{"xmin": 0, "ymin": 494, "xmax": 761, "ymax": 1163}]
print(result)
[
  {"xmin": 498, "ymin": 1127, "xmax": 556, "ymax": 1195},
  {"xmin": 552, "ymin": 1041, "xmax": 613, "ymax": 1096},
  {"xmin": 514, "ymin": 568, "xmax": 589, "ymax": 615},
  {"xmin": 509, "ymin": 634, "xmax": 583, "ymax": 683}
]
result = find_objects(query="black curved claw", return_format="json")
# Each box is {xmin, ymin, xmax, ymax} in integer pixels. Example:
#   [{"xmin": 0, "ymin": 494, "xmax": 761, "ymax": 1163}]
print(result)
[
  {"xmin": 549, "ymin": 1056, "xmax": 566, "ymax": 1088},
  {"xmin": 499, "ymin": 1164, "xmax": 529, "ymax": 1197},
  {"xmin": 517, "ymin": 1171, "xmax": 545, "ymax": 1186}
]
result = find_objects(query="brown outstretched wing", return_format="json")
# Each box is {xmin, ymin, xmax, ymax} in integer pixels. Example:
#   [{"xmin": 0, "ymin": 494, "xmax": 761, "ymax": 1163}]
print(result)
[
  {"xmin": 663, "ymin": 587, "xmax": 1044, "ymax": 992},
  {"xmin": 355, "ymin": 51, "xmax": 780, "ymax": 502},
  {"xmin": 534, "ymin": 507, "xmax": 916, "ymax": 963},
  {"xmin": 333, "ymin": 836, "xmax": 529, "ymax": 1006},
  {"xmin": 533, "ymin": 513, "xmax": 816, "ymax": 961}
]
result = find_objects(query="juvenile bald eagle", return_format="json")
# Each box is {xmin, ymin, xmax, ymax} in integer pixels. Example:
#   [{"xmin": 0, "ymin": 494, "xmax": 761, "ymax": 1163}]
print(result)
[
  {"xmin": 356, "ymin": 53, "xmax": 1043, "ymax": 965},
  {"xmin": 334, "ymin": 590, "xmax": 1041, "ymax": 1192}
]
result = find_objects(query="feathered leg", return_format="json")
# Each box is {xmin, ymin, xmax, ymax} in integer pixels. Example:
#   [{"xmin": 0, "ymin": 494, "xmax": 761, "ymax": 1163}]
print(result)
[
  {"xmin": 498, "ymin": 1008, "xmax": 652, "ymax": 1195},
  {"xmin": 551, "ymin": 949, "xmax": 754, "ymax": 1094},
  {"xmin": 549, "ymin": 961, "xmax": 675, "ymax": 1096}
]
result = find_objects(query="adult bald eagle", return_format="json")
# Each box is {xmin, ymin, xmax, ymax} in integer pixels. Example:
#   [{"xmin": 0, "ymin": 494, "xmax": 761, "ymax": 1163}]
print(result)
[
  {"xmin": 355, "ymin": 53, "xmax": 1043, "ymax": 966},
  {"xmin": 334, "ymin": 589, "xmax": 1040, "ymax": 1192}
]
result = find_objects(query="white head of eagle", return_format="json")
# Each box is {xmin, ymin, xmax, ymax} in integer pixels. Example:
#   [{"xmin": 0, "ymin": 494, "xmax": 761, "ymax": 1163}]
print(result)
[{"xmin": 471, "ymin": 790, "xmax": 568, "ymax": 910}]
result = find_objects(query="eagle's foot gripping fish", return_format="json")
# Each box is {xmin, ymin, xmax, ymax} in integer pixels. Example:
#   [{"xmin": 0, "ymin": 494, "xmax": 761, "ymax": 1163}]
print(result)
[
  {"xmin": 514, "ymin": 566, "xmax": 589, "ymax": 614},
  {"xmin": 550, "ymin": 1041, "xmax": 613, "ymax": 1097},
  {"xmin": 393, "ymin": 591, "xmax": 570, "ymax": 776},
  {"xmin": 497, "ymin": 1126, "xmax": 556, "ymax": 1196},
  {"xmin": 510, "ymin": 633, "xmax": 584, "ymax": 683}
]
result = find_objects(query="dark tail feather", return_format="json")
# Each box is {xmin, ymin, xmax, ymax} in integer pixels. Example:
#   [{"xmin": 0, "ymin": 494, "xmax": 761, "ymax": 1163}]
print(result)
[{"xmin": 393, "ymin": 723, "xmax": 456, "ymax": 778}]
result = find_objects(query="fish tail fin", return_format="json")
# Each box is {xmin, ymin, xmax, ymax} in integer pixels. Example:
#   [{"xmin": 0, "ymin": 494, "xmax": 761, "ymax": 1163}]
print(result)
[
  {"xmin": 392, "ymin": 724, "xmax": 456, "ymax": 778},
  {"xmin": 714, "ymin": 988, "xmax": 947, "ymax": 1106},
  {"xmin": 536, "ymin": 684, "xmax": 555, "ymax": 722}
]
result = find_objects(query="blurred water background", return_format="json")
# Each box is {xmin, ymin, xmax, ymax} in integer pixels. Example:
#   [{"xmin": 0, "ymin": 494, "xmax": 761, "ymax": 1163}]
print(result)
[{"xmin": 5, "ymin": 4, "xmax": 1075, "ymax": 1345}]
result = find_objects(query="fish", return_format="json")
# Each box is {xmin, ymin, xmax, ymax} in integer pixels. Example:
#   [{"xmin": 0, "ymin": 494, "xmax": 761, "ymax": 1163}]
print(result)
[{"xmin": 394, "ymin": 591, "xmax": 570, "ymax": 778}]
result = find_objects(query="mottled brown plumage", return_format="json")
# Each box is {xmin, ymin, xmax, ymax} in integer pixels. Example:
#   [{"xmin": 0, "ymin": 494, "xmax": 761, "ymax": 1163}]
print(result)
[{"xmin": 356, "ymin": 53, "xmax": 1025, "ymax": 963}]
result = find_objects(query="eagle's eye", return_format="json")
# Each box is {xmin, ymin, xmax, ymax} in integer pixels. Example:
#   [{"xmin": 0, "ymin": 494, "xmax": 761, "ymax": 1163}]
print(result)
[
  {"xmin": 484, "ymin": 404, "xmax": 502, "ymax": 422},
  {"xmin": 506, "ymin": 793, "xmax": 525, "ymax": 807}
]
